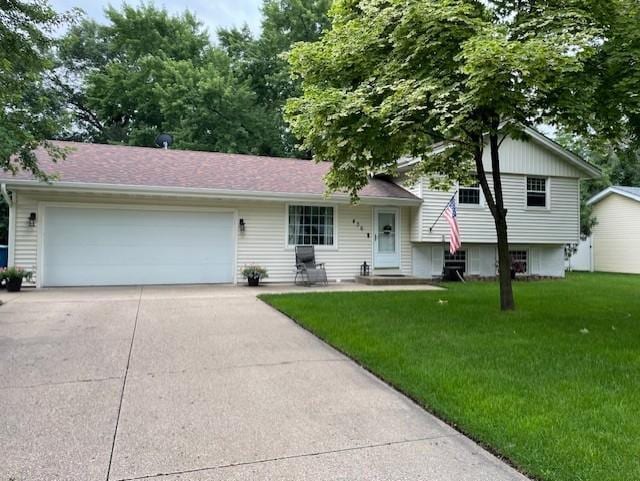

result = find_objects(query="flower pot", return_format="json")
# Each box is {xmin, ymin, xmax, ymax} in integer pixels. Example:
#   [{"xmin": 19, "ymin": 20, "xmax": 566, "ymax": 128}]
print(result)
[
  {"xmin": 247, "ymin": 276, "xmax": 260, "ymax": 287},
  {"xmin": 6, "ymin": 277, "xmax": 23, "ymax": 292}
]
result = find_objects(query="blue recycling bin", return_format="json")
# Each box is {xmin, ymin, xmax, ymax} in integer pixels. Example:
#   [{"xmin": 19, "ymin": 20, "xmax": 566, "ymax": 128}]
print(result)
[{"xmin": 0, "ymin": 245, "xmax": 8, "ymax": 268}]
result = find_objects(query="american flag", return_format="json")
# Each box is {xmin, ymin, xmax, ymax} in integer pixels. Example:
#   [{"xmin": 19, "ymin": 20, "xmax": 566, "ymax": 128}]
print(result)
[{"xmin": 443, "ymin": 197, "xmax": 461, "ymax": 254}]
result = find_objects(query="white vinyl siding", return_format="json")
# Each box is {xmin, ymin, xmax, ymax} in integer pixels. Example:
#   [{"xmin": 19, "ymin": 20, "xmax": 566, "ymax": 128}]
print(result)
[
  {"xmin": 591, "ymin": 194, "xmax": 640, "ymax": 274},
  {"xmin": 401, "ymin": 207, "xmax": 413, "ymax": 274},
  {"xmin": 407, "ymin": 135, "xmax": 586, "ymax": 246},
  {"xmin": 12, "ymin": 191, "xmax": 413, "ymax": 284},
  {"xmin": 482, "ymin": 136, "xmax": 585, "ymax": 178},
  {"xmin": 413, "ymin": 175, "xmax": 579, "ymax": 244},
  {"xmin": 412, "ymin": 243, "xmax": 564, "ymax": 278},
  {"xmin": 468, "ymin": 246, "xmax": 481, "ymax": 275},
  {"xmin": 13, "ymin": 193, "xmax": 38, "ymax": 276}
]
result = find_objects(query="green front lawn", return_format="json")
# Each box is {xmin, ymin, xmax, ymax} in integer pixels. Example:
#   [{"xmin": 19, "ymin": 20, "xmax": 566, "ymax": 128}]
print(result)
[{"xmin": 260, "ymin": 273, "xmax": 640, "ymax": 481}]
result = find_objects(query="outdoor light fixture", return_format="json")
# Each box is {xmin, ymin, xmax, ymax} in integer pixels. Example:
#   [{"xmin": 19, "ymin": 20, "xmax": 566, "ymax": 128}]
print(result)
[
  {"xmin": 360, "ymin": 261, "xmax": 370, "ymax": 277},
  {"xmin": 28, "ymin": 212, "xmax": 37, "ymax": 227},
  {"xmin": 239, "ymin": 218, "xmax": 245, "ymax": 232}
]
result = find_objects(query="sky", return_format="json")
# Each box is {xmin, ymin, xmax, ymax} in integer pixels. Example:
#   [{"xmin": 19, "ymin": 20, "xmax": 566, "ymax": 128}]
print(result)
[{"xmin": 50, "ymin": 0, "xmax": 264, "ymax": 37}]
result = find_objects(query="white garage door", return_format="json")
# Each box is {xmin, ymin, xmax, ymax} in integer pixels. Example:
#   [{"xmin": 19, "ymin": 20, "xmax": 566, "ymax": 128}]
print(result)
[{"xmin": 42, "ymin": 206, "xmax": 235, "ymax": 286}]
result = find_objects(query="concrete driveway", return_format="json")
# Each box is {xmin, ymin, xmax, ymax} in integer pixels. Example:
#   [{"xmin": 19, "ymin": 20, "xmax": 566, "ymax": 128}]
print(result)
[{"xmin": 1, "ymin": 285, "xmax": 529, "ymax": 481}]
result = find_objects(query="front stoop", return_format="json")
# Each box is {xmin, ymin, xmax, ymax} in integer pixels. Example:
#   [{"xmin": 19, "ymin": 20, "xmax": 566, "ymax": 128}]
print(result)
[{"xmin": 355, "ymin": 275, "xmax": 436, "ymax": 286}]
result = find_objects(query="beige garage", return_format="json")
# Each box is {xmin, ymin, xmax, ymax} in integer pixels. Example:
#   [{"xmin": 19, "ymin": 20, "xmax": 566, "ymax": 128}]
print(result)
[{"xmin": 587, "ymin": 186, "xmax": 640, "ymax": 274}]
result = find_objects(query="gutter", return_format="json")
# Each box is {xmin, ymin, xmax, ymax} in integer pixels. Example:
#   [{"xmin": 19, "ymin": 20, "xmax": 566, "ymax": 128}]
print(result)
[
  {"xmin": 0, "ymin": 180, "xmax": 423, "ymax": 206},
  {"xmin": 1, "ymin": 183, "xmax": 13, "ymax": 207},
  {"xmin": 2, "ymin": 183, "xmax": 15, "ymax": 267}
]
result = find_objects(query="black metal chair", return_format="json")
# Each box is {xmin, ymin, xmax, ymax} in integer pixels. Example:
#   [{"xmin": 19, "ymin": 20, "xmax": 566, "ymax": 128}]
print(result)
[{"xmin": 294, "ymin": 245, "xmax": 328, "ymax": 286}]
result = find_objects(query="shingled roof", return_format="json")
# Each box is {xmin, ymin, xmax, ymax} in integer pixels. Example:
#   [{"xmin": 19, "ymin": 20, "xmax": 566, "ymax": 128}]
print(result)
[
  {"xmin": 1, "ymin": 141, "xmax": 419, "ymax": 202},
  {"xmin": 588, "ymin": 185, "xmax": 640, "ymax": 205}
]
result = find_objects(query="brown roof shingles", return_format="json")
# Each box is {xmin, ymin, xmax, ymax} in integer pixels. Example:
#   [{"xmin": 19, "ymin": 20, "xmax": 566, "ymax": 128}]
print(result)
[{"xmin": 2, "ymin": 141, "xmax": 418, "ymax": 201}]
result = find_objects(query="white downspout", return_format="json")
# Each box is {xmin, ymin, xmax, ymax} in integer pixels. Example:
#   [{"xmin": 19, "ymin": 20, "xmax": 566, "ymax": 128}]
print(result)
[
  {"xmin": 1, "ymin": 184, "xmax": 16, "ymax": 266},
  {"xmin": 1, "ymin": 183, "xmax": 12, "ymax": 207}
]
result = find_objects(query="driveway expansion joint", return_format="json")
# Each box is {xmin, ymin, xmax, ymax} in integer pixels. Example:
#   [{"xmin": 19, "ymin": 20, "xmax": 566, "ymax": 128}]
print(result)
[
  {"xmin": 113, "ymin": 434, "xmax": 458, "ymax": 481},
  {"xmin": 106, "ymin": 286, "xmax": 144, "ymax": 481}
]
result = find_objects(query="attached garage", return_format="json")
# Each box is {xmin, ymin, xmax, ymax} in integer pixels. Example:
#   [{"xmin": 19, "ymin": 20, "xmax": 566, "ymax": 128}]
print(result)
[
  {"xmin": 41, "ymin": 206, "xmax": 235, "ymax": 286},
  {"xmin": 1, "ymin": 141, "xmax": 421, "ymax": 287}
]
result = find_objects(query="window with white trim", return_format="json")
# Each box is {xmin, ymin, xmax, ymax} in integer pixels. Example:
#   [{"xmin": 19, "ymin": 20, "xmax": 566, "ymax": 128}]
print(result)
[
  {"xmin": 510, "ymin": 250, "xmax": 528, "ymax": 274},
  {"xmin": 459, "ymin": 179, "xmax": 481, "ymax": 205},
  {"xmin": 288, "ymin": 205, "xmax": 334, "ymax": 246},
  {"xmin": 526, "ymin": 177, "xmax": 547, "ymax": 207},
  {"xmin": 444, "ymin": 250, "xmax": 466, "ymax": 271}
]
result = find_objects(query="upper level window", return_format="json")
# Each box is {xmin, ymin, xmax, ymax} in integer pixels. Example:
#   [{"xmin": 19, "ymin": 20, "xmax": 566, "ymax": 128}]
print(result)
[
  {"xmin": 459, "ymin": 179, "xmax": 481, "ymax": 205},
  {"xmin": 527, "ymin": 177, "xmax": 547, "ymax": 207},
  {"xmin": 288, "ymin": 205, "xmax": 334, "ymax": 246}
]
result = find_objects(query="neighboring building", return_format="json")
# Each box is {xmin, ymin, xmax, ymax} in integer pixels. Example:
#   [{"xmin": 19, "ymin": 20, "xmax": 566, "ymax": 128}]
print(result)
[
  {"xmin": 586, "ymin": 186, "xmax": 640, "ymax": 274},
  {"xmin": 0, "ymin": 128, "xmax": 600, "ymax": 287}
]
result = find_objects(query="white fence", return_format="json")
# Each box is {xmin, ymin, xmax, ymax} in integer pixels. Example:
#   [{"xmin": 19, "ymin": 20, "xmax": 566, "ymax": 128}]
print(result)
[{"xmin": 565, "ymin": 237, "xmax": 593, "ymax": 272}]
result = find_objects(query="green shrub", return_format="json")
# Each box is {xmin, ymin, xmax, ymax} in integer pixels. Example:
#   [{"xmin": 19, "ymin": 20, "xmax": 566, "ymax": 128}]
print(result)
[{"xmin": 241, "ymin": 264, "xmax": 269, "ymax": 280}]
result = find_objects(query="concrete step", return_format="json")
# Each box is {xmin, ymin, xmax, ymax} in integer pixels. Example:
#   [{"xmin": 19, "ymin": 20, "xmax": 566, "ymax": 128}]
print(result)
[{"xmin": 355, "ymin": 275, "xmax": 436, "ymax": 286}]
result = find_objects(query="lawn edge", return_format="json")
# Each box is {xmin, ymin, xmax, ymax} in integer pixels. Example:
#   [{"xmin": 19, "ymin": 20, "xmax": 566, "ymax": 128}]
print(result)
[{"xmin": 258, "ymin": 294, "xmax": 539, "ymax": 481}]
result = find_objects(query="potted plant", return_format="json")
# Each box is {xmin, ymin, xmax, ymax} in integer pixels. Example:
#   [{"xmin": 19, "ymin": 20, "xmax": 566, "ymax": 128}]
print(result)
[
  {"xmin": 3, "ymin": 267, "xmax": 32, "ymax": 292},
  {"xmin": 241, "ymin": 264, "xmax": 268, "ymax": 287}
]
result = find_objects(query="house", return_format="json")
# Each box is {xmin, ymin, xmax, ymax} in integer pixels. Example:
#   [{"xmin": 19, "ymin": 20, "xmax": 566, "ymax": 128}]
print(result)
[
  {"xmin": 0, "ymin": 129, "xmax": 599, "ymax": 287},
  {"xmin": 400, "ymin": 128, "xmax": 600, "ymax": 279},
  {"xmin": 583, "ymin": 186, "xmax": 640, "ymax": 274}
]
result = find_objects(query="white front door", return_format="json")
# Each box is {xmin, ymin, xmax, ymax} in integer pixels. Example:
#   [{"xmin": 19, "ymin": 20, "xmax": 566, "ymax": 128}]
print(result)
[{"xmin": 373, "ymin": 208, "xmax": 400, "ymax": 268}]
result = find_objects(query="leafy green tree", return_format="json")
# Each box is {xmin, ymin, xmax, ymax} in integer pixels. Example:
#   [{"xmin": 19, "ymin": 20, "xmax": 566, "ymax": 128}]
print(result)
[
  {"xmin": 151, "ymin": 52, "xmax": 279, "ymax": 153},
  {"xmin": 55, "ymin": 4, "xmax": 207, "ymax": 144},
  {"xmin": 582, "ymin": 0, "xmax": 640, "ymax": 149},
  {"xmin": 0, "ymin": 0, "xmax": 75, "ymax": 180},
  {"xmin": 557, "ymin": 131, "xmax": 640, "ymax": 237},
  {"xmin": 218, "ymin": 0, "xmax": 331, "ymax": 156},
  {"xmin": 54, "ymin": 4, "xmax": 273, "ymax": 153},
  {"xmin": 545, "ymin": 0, "xmax": 640, "ymax": 239},
  {"xmin": 286, "ymin": 0, "xmax": 600, "ymax": 310}
]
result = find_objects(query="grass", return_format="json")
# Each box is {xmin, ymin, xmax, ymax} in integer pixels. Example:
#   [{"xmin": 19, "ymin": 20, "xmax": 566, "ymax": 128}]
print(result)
[{"xmin": 260, "ymin": 273, "xmax": 640, "ymax": 481}]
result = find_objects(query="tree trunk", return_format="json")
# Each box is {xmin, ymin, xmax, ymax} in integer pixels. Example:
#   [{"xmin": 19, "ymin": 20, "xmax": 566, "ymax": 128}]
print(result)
[
  {"xmin": 493, "ymin": 203, "xmax": 515, "ymax": 310},
  {"xmin": 472, "ymin": 121, "xmax": 515, "ymax": 311}
]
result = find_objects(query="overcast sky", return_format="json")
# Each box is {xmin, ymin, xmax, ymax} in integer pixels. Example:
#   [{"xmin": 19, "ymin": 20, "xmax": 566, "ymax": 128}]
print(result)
[{"xmin": 50, "ymin": 0, "xmax": 264, "ymax": 37}]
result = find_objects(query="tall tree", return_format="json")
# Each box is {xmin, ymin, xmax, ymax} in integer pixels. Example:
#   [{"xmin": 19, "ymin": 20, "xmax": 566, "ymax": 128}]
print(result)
[
  {"xmin": 54, "ymin": 4, "xmax": 274, "ymax": 153},
  {"xmin": 581, "ymin": 0, "xmax": 640, "ymax": 150},
  {"xmin": 538, "ymin": 0, "xmax": 640, "ymax": 241},
  {"xmin": 0, "ymin": 0, "xmax": 75, "ymax": 180},
  {"xmin": 286, "ymin": 0, "xmax": 600, "ymax": 310},
  {"xmin": 218, "ymin": 0, "xmax": 331, "ymax": 156},
  {"xmin": 557, "ymin": 131, "xmax": 640, "ymax": 237}
]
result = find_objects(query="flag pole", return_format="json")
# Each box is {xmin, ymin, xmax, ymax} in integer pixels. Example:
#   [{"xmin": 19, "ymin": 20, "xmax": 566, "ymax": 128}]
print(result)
[{"xmin": 429, "ymin": 191, "xmax": 458, "ymax": 233}]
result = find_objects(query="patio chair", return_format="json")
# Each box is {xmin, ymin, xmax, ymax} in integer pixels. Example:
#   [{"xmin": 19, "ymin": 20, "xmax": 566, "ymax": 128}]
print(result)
[{"xmin": 294, "ymin": 245, "xmax": 328, "ymax": 286}]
